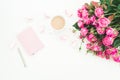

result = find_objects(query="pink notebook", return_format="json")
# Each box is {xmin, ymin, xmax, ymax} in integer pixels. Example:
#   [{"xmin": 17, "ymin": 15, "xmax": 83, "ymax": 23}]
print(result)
[{"xmin": 17, "ymin": 27, "xmax": 44, "ymax": 55}]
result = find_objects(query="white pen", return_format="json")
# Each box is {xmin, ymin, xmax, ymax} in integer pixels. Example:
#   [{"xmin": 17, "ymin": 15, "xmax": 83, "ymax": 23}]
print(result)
[{"xmin": 17, "ymin": 48, "xmax": 27, "ymax": 67}]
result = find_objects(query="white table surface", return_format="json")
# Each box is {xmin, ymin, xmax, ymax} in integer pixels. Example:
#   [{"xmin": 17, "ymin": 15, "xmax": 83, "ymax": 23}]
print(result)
[{"xmin": 1, "ymin": 0, "xmax": 120, "ymax": 80}]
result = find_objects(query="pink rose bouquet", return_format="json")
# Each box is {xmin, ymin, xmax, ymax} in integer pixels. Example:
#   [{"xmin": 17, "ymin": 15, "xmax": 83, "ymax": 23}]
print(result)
[{"xmin": 73, "ymin": 0, "xmax": 120, "ymax": 63}]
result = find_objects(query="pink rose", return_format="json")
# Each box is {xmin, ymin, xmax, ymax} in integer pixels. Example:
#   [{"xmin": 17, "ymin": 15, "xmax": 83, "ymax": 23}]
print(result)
[
  {"xmin": 106, "ymin": 27, "xmax": 114, "ymax": 35},
  {"xmin": 91, "ymin": 45, "xmax": 101, "ymax": 51},
  {"xmin": 80, "ymin": 27, "xmax": 88, "ymax": 37},
  {"xmin": 93, "ymin": 20, "xmax": 98, "ymax": 27},
  {"xmin": 81, "ymin": 5, "xmax": 87, "ymax": 10},
  {"xmin": 98, "ymin": 41, "xmax": 103, "ymax": 46},
  {"xmin": 91, "ymin": 1, "xmax": 99, "ymax": 8},
  {"xmin": 77, "ymin": 5, "xmax": 87, "ymax": 18},
  {"xmin": 97, "ymin": 51, "xmax": 104, "ymax": 58},
  {"xmin": 105, "ymin": 52, "xmax": 110, "ymax": 59},
  {"xmin": 82, "ymin": 9, "xmax": 89, "ymax": 19},
  {"xmin": 90, "ymin": 15, "xmax": 96, "ymax": 23},
  {"xmin": 77, "ymin": 9, "xmax": 82, "ymax": 18},
  {"xmin": 106, "ymin": 27, "xmax": 119, "ymax": 37},
  {"xmin": 112, "ymin": 56, "xmax": 120, "ymax": 63},
  {"xmin": 84, "ymin": 18, "xmax": 91, "ymax": 25},
  {"xmin": 96, "ymin": 27, "xmax": 105, "ymax": 34},
  {"xmin": 98, "ymin": 17, "xmax": 110, "ymax": 27},
  {"xmin": 102, "ymin": 36, "xmax": 114, "ymax": 46},
  {"xmin": 78, "ymin": 20, "xmax": 84, "ymax": 28},
  {"xmin": 86, "ymin": 43, "xmax": 92, "ymax": 49},
  {"xmin": 111, "ymin": 48, "xmax": 118, "ymax": 55},
  {"xmin": 106, "ymin": 46, "xmax": 112, "ymax": 49},
  {"xmin": 95, "ymin": 7, "xmax": 104, "ymax": 17},
  {"xmin": 105, "ymin": 48, "xmax": 118, "ymax": 55},
  {"xmin": 87, "ymin": 34, "xmax": 97, "ymax": 42}
]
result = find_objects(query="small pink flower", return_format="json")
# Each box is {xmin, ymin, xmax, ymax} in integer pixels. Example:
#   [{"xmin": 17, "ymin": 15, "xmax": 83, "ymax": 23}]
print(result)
[
  {"xmin": 96, "ymin": 27, "xmax": 105, "ymax": 34},
  {"xmin": 98, "ymin": 17, "xmax": 110, "ymax": 27},
  {"xmin": 78, "ymin": 20, "xmax": 84, "ymax": 28},
  {"xmin": 80, "ymin": 27, "xmax": 88, "ymax": 37},
  {"xmin": 102, "ymin": 36, "xmax": 114, "ymax": 46},
  {"xmin": 90, "ymin": 15, "xmax": 96, "ymax": 23},
  {"xmin": 106, "ymin": 27, "xmax": 119, "ymax": 37},
  {"xmin": 105, "ymin": 48, "xmax": 118, "ymax": 55},
  {"xmin": 95, "ymin": 7, "xmax": 104, "ymax": 17},
  {"xmin": 79, "ymin": 35, "xmax": 83, "ymax": 39},
  {"xmin": 87, "ymin": 34, "xmax": 97, "ymax": 42}
]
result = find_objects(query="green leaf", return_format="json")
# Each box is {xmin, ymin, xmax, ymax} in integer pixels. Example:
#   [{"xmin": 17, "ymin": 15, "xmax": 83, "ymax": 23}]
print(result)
[
  {"xmin": 112, "ymin": 0, "xmax": 120, "ymax": 6},
  {"xmin": 100, "ymin": 0, "xmax": 105, "ymax": 4},
  {"xmin": 73, "ymin": 22, "xmax": 80, "ymax": 30},
  {"xmin": 106, "ymin": 0, "xmax": 110, "ymax": 5},
  {"xmin": 113, "ymin": 37, "xmax": 120, "ymax": 48},
  {"xmin": 117, "ymin": 4, "xmax": 120, "ymax": 10},
  {"xmin": 102, "ymin": 45, "xmax": 106, "ymax": 51},
  {"xmin": 103, "ymin": 0, "xmax": 111, "ymax": 9},
  {"xmin": 117, "ymin": 34, "xmax": 120, "ymax": 37}
]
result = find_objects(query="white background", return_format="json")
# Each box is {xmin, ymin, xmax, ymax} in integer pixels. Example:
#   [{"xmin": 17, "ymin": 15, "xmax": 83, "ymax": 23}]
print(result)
[{"xmin": 1, "ymin": 0, "xmax": 120, "ymax": 80}]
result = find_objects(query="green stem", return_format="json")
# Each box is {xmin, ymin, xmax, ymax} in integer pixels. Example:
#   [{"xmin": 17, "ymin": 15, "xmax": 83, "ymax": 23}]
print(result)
[{"xmin": 79, "ymin": 40, "xmax": 84, "ymax": 51}]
